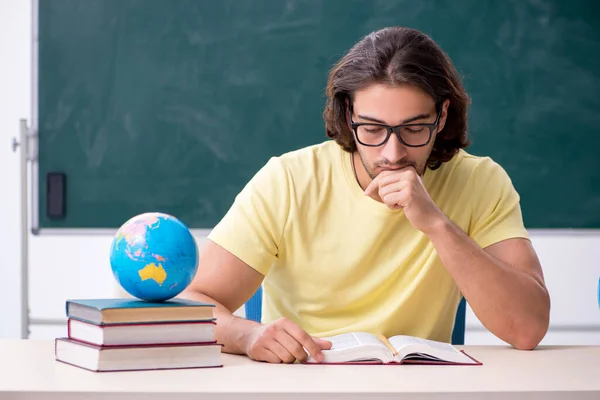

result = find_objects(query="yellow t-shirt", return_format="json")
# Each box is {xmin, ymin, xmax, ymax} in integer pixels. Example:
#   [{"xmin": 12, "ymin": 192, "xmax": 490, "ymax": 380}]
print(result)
[{"xmin": 208, "ymin": 140, "xmax": 529, "ymax": 342}]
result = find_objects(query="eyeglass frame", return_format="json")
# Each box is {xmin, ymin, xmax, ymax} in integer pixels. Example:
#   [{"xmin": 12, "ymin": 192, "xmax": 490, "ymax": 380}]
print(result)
[{"xmin": 349, "ymin": 102, "xmax": 443, "ymax": 148}]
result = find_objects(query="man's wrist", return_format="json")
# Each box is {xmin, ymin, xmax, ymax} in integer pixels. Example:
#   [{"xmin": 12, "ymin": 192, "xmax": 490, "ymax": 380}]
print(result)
[
  {"xmin": 228, "ymin": 316, "xmax": 261, "ymax": 355},
  {"xmin": 423, "ymin": 212, "xmax": 453, "ymax": 238}
]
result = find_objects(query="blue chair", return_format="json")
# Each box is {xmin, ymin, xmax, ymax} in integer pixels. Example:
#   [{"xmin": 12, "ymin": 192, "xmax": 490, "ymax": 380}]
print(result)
[{"xmin": 245, "ymin": 286, "xmax": 467, "ymax": 345}]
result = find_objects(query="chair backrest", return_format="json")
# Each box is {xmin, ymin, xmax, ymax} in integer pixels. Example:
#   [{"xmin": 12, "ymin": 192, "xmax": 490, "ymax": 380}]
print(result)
[{"xmin": 245, "ymin": 287, "xmax": 466, "ymax": 345}]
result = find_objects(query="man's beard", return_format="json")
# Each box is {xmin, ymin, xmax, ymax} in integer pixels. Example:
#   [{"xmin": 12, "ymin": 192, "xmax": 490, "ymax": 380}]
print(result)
[{"xmin": 357, "ymin": 151, "xmax": 426, "ymax": 179}]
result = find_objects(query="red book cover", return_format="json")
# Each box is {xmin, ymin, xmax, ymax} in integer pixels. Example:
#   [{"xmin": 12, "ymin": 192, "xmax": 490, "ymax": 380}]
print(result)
[{"xmin": 67, "ymin": 318, "xmax": 218, "ymax": 347}]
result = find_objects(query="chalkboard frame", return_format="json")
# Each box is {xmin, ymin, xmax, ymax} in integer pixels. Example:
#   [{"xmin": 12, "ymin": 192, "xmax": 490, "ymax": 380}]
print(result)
[{"xmin": 30, "ymin": 0, "xmax": 600, "ymax": 234}]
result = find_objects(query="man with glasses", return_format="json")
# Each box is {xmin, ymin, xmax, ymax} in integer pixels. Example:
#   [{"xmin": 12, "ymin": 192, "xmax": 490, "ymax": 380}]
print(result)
[{"xmin": 183, "ymin": 26, "xmax": 551, "ymax": 363}]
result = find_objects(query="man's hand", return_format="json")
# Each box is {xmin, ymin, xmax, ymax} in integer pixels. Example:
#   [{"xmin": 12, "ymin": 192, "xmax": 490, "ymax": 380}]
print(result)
[
  {"xmin": 364, "ymin": 167, "xmax": 447, "ymax": 234},
  {"xmin": 243, "ymin": 318, "xmax": 332, "ymax": 363}
]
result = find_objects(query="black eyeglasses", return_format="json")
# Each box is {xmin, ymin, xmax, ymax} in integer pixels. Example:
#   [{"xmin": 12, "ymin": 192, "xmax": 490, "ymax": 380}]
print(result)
[{"xmin": 350, "ymin": 104, "xmax": 442, "ymax": 147}]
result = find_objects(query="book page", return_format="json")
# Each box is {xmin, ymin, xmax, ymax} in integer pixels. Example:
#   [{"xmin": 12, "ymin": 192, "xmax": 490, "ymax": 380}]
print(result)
[
  {"xmin": 388, "ymin": 335, "xmax": 460, "ymax": 353},
  {"xmin": 388, "ymin": 335, "xmax": 477, "ymax": 364},
  {"xmin": 304, "ymin": 332, "xmax": 392, "ymax": 363},
  {"xmin": 327, "ymin": 332, "xmax": 386, "ymax": 350}
]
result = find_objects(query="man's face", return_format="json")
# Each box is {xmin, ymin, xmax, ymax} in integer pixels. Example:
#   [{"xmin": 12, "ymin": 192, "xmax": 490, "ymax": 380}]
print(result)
[{"xmin": 350, "ymin": 83, "xmax": 448, "ymax": 178}]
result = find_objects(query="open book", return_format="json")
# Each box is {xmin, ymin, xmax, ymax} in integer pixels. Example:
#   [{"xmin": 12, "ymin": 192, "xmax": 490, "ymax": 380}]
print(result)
[{"xmin": 304, "ymin": 332, "xmax": 481, "ymax": 365}]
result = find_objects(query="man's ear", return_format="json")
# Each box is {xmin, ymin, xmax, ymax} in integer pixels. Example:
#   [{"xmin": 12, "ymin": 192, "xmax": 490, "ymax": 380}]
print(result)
[{"xmin": 437, "ymin": 99, "xmax": 451, "ymax": 133}]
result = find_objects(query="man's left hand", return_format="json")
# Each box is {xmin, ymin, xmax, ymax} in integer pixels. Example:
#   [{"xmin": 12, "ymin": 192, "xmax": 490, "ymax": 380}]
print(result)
[{"xmin": 364, "ymin": 167, "xmax": 448, "ymax": 234}]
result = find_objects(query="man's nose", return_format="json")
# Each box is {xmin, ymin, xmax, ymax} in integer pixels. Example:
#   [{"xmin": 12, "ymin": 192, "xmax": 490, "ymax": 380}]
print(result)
[{"xmin": 381, "ymin": 132, "xmax": 408, "ymax": 164}]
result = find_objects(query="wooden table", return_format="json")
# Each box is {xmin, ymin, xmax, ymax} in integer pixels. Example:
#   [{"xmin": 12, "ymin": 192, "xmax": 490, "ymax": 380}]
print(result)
[{"xmin": 1, "ymin": 340, "xmax": 599, "ymax": 399}]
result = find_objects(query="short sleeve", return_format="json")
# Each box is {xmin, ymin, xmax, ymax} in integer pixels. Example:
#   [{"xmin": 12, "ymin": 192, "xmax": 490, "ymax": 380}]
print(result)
[
  {"xmin": 468, "ymin": 158, "xmax": 530, "ymax": 249},
  {"xmin": 207, "ymin": 157, "xmax": 290, "ymax": 275}
]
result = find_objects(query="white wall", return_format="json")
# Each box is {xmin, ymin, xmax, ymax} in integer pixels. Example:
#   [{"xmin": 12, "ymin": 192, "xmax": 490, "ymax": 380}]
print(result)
[
  {"xmin": 467, "ymin": 233, "xmax": 600, "ymax": 345},
  {"xmin": 0, "ymin": 0, "xmax": 31, "ymax": 339},
  {"xmin": 1, "ymin": 0, "xmax": 599, "ymax": 343}
]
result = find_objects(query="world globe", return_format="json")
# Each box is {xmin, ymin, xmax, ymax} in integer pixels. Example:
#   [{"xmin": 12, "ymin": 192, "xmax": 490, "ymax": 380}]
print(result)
[{"xmin": 110, "ymin": 212, "xmax": 199, "ymax": 302}]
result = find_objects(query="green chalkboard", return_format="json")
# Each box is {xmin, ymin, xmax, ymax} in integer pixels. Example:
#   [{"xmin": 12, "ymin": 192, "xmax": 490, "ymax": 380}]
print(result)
[{"xmin": 36, "ymin": 0, "xmax": 600, "ymax": 231}]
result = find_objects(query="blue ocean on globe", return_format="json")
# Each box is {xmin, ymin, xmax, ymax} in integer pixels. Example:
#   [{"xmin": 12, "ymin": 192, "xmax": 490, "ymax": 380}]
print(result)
[{"xmin": 110, "ymin": 212, "xmax": 198, "ymax": 302}]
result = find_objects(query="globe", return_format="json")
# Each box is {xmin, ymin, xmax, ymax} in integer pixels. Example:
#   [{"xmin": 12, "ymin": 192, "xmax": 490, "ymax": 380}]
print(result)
[{"xmin": 110, "ymin": 212, "xmax": 198, "ymax": 302}]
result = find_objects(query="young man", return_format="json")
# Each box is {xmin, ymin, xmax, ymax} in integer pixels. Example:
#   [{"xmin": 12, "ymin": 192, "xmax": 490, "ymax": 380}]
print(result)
[{"xmin": 182, "ymin": 26, "xmax": 550, "ymax": 363}]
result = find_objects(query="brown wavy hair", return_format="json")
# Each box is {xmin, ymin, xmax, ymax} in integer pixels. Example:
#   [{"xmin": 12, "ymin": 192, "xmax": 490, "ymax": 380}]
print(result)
[{"xmin": 324, "ymin": 27, "xmax": 471, "ymax": 170}]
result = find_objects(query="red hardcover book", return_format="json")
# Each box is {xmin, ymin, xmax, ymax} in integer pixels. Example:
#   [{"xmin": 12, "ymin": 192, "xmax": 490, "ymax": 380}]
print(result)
[
  {"xmin": 67, "ymin": 318, "xmax": 217, "ymax": 347},
  {"xmin": 55, "ymin": 338, "xmax": 223, "ymax": 372},
  {"xmin": 303, "ymin": 332, "xmax": 482, "ymax": 366}
]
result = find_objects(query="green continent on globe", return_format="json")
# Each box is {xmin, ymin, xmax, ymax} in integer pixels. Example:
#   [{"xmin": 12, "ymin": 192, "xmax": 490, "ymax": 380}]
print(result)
[
  {"xmin": 114, "ymin": 213, "xmax": 162, "ymax": 250},
  {"xmin": 138, "ymin": 262, "xmax": 167, "ymax": 285}
]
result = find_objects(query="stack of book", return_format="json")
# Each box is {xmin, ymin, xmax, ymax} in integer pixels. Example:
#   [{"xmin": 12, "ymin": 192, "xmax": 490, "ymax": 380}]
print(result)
[{"xmin": 54, "ymin": 298, "xmax": 222, "ymax": 372}]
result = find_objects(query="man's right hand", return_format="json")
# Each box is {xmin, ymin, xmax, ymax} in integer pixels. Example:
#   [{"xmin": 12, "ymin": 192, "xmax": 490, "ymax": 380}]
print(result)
[{"xmin": 243, "ymin": 317, "xmax": 332, "ymax": 363}]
